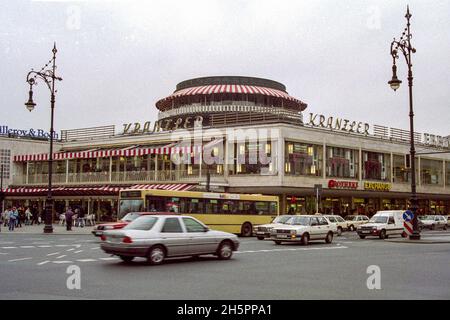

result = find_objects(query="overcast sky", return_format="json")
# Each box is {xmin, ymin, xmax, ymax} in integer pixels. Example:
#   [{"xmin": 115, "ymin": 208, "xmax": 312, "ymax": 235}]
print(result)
[{"xmin": 1, "ymin": 0, "xmax": 449, "ymax": 136}]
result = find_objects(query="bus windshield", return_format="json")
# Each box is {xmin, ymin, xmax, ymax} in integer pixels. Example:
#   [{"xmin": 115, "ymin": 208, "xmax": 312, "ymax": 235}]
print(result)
[{"xmin": 119, "ymin": 199, "xmax": 144, "ymax": 220}]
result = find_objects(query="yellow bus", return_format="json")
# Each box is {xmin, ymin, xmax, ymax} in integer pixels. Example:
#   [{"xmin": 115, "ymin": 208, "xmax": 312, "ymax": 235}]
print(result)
[{"xmin": 118, "ymin": 189, "xmax": 279, "ymax": 236}]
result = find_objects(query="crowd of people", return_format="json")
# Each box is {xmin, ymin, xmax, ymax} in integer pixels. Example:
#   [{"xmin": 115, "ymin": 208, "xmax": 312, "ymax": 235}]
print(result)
[{"xmin": 0, "ymin": 205, "xmax": 43, "ymax": 232}]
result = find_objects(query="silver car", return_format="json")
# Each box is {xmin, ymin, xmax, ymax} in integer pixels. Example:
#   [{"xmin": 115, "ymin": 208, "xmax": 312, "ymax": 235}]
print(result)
[{"xmin": 101, "ymin": 215, "xmax": 240, "ymax": 265}]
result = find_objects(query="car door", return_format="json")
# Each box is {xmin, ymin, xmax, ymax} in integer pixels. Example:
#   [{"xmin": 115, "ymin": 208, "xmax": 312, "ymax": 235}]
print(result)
[
  {"xmin": 309, "ymin": 217, "xmax": 321, "ymax": 239},
  {"xmin": 159, "ymin": 217, "xmax": 191, "ymax": 257},
  {"xmin": 182, "ymin": 217, "xmax": 217, "ymax": 254},
  {"xmin": 387, "ymin": 216, "xmax": 396, "ymax": 234},
  {"xmin": 318, "ymin": 216, "xmax": 331, "ymax": 238}
]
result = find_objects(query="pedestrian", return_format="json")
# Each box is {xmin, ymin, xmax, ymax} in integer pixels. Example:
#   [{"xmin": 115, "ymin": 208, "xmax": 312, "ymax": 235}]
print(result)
[
  {"xmin": 65, "ymin": 207, "xmax": 74, "ymax": 231},
  {"xmin": 31, "ymin": 205, "xmax": 38, "ymax": 225},
  {"xmin": 9, "ymin": 206, "xmax": 17, "ymax": 231},
  {"xmin": 25, "ymin": 207, "xmax": 32, "ymax": 225},
  {"xmin": 2, "ymin": 207, "xmax": 9, "ymax": 227},
  {"xmin": 17, "ymin": 206, "xmax": 25, "ymax": 228},
  {"xmin": 77, "ymin": 207, "xmax": 85, "ymax": 228}
]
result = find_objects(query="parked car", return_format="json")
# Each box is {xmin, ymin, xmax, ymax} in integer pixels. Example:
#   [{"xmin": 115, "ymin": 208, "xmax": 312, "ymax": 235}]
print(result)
[
  {"xmin": 357, "ymin": 210, "xmax": 407, "ymax": 239},
  {"xmin": 344, "ymin": 215, "xmax": 369, "ymax": 231},
  {"xmin": 254, "ymin": 215, "xmax": 295, "ymax": 240},
  {"xmin": 270, "ymin": 215, "xmax": 334, "ymax": 245},
  {"xmin": 420, "ymin": 215, "xmax": 448, "ymax": 230},
  {"xmin": 323, "ymin": 215, "xmax": 347, "ymax": 236},
  {"xmin": 100, "ymin": 215, "xmax": 240, "ymax": 264},
  {"xmin": 92, "ymin": 211, "xmax": 172, "ymax": 237}
]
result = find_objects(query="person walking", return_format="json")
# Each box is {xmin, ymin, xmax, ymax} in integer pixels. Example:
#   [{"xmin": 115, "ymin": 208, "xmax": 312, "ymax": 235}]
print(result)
[
  {"xmin": 17, "ymin": 206, "xmax": 24, "ymax": 228},
  {"xmin": 65, "ymin": 207, "xmax": 74, "ymax": 231},
  {"xmin": 31, "ymin": 205, "xmax": 38, "ymax": 225},
  {"xmin": 8, "ymin": 207, "xmax": 17, "ymax": 231},
  {"xmin": 77, "ymin": 207, "xmax": 85, "ymax": 228},
  {"xmin": 25, "ymin": 207, "xmax": 32, "ymax": 225}
]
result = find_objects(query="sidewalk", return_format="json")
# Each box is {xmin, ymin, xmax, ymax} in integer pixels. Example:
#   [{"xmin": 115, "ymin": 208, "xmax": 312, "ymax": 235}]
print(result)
[
  {"xmin": 0, "ymin": 223, "xmax": 94, "ymax": 235},
  {"xmin": 384, "ymin": 232, "xmax": 450, "ymax": 244}
]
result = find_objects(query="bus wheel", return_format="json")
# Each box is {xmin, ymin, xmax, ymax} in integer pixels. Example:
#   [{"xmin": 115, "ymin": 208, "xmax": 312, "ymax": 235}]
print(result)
[
  {"xmin": 257, "ymin": 236, "xmax": 265, "ymax": 240},
  {"xmin": 240, "ymin": 222, "xmax": 253, "ymax": 237}
]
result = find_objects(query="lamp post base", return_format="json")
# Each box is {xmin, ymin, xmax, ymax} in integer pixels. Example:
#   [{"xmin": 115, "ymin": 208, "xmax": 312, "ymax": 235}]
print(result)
[
  {"xmin": 409, "ymin": 231, "xmax": 421, "ymax": 240},
  {"xmin": 43, "ymin": 225, "xmax": 54, "ymax": 234}
]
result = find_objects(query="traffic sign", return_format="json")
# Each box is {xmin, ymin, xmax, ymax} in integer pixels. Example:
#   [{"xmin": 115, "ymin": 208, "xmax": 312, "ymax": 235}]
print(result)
[
  {"xmin": 403, "ymin": 210, "xmax": 414, "ymax": 222},
  {"xmin": 404, "ymin": 221, "xmax": 413, "ymax": 236}
]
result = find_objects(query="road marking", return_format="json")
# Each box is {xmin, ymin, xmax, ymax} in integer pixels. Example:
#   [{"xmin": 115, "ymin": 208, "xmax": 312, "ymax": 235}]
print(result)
[
  {"xmin": 52, "ymin": 261, "xmax": 73, "ymax": 264},
  {"xmin": 0, "ymin": 252, "xmax": 9, "ymax": 255},
  {"xmin": 32, "ymin": 242, "xmax": 51, "ymax": 245},
  {"xmin": 56, "ymin": 255, "xmax": 67, "ymax": 259},
  {"xmin": 73, "ymin": 250, "xmax": 83, "ymax": 254},
  {"xmin": 66, "ymin": 248, "xmax": 75, "ymax": 252},
  {"xmin": 76, "ymin": 259, "xmax": 97, "ymax": 262},
  {"xmin": 1, "ymin": 247, "xmax": 17, "ymax": 249},
  {"xmin": 91, "ymin": 247, "xmax": 100, "ymax": 250},
  {"xmin": 55, "ymin": 245, "xmax": 69, "ymax": 247},
  {"xmin": 8, "ymin": 257, "xmax": 32, "ymax": 262},
  {"xmin": 235, "ymin": 246, "xmax": 348, "ymax": 254},
  {"xmin": 37, "ymin": 261, "xmax": 50, "ymax": 266},
  {"xmin": 99, "ymin": 257, "xmax": 118, "ymax": 261},
  {"xmin": 47, "ymin": 252, "xmax": 60, "ymax": 256},
  {"xmin": 38, "ymin": 245, "xmax": 51, "ymax": 248},
  {"xmin": 59, "ymin": 238, "xmax": 76, "ymax": 241},
  {"xmin": 20, "ymin": 246, "xmax": 35, "ymax": 248}
]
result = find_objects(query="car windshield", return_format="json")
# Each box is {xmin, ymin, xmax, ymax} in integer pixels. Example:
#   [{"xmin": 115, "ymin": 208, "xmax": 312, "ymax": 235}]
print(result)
[
  {"xmin": 290, "ymin": 216, "xmax": 310, "ymax": 226},
  {"xmin": 121, "ymin": 212, "xmax": 142, "ymax": 222},
  {"xmin": 123, "ymin": 216, "xmax": 158, "ymax": 231},
  {"xmin": 336, "ymin": 216, "xmax": 345, "ymax": 222},
  {"xmin": 273, "ymin": 215, "xmax": 292, "ymax": 224},
  {"xmin": 369, "ymin": 216, "xmax": 388, "ymax": 224}
]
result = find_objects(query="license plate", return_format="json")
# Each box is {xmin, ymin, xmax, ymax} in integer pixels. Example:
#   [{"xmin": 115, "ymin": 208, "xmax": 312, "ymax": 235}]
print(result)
[
  {"xmin": 256, "ymin": 232, "xmax": 265, "ymax": 235},
  {"xmin": 361, "ymin": 230, "xmax": 370, "ymax": 234},
  {"xmin": 277, "ymin": 234, "xmax": 288, "ymax": 239}
]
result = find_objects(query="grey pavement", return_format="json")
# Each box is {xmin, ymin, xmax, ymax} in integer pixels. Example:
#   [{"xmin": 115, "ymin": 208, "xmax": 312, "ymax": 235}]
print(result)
[
  {"xmin": 1, "ymin": 230, "xmax": 450, "ymax": 299},
  {"xmin": 0, "ymin": 223, "xmax": 94, "ymax": 235}
]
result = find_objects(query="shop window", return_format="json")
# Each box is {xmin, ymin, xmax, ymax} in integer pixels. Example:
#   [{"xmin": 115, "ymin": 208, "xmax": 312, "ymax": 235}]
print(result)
[
  {"xmin": 420, "ymin": 158, "xmax": 443, "ymax": 185},
  {"xmin": 326, "ymin": 147, "xmax": 358, "ymax": 179},
  {"xmin": 285, "ymin": 141, "xmax": 322, "ymax": 177},
  {"xmin": 393, "ymin": 154, "xmax": 407, "ymax": 183}
]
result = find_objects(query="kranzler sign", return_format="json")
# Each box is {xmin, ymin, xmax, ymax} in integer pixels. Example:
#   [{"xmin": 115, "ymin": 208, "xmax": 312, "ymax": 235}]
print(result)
[
  {"xmin": 307, "ymin": 113, "xmax": 370, "ymax": 135},
  {"xmin": 122, "ymin": 116, "xmax": 204, "ymax": 135},
  {"xmin": 364, "ymin": 182, "xmax": 391, "ymax": 191}
]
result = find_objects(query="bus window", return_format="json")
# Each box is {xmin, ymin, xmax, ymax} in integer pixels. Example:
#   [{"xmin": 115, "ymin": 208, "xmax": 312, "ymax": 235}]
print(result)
[
  {"xmin": 221, "ymin": 200, "xmax": 238, "ymax": 214},
  {"xmin": 205, "ymin": 199, "xmax": 220, "ymax": 214},
  {"xmin": 270, "ymin": 202, "xmax": 278, "ymax": 214},
  {"xmin": 255, "ymin": 201, "xmax": 270, "ymax": 215},
  {"xmin": 119, "ymin": 199, "xmax": 144, "ymax": 219},
  {"xmin": 146, "ymin": 196, "xmax": 165, "ymax": 212}
]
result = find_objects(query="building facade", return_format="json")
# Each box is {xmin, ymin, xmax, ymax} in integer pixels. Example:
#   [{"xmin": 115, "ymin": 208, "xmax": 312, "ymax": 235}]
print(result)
[{"xmin": 3, "ymin": 76, "xmax": 450, "ymax": 220}]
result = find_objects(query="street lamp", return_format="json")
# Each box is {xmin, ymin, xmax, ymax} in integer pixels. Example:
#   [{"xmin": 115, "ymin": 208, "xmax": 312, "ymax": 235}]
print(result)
[
  {"xmin": 388, "ymin": 6, "xmax": 420, "ymax": 240},
  {"xmin": 25, "ymin": 43, "xmax": 62, "ymax": 234}
]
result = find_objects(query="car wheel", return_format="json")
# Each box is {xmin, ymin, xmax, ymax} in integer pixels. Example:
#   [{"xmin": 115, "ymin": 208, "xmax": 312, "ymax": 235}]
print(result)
[
  {"xmin": 337, "ymin": 227, "xmax": 342, "ymax": 236},
  {"xmin": 359, "ymin": 235, "xmax": 366, "ymax": 239},
  {"xmin": 301, "ymin": 233, "xmax": 310, "ymax": 246},
  {"xmin": 119, "ymin": 256, "xmax": 134, "ymax": 263},
  {"xmin": 240, "ymin": 222, "xmax": 253, "ymax": 237},
  {"xmin": 379, "ymin": 230, "xmax": 386, "ymax": 240},
  {"xmin": 217, "ymin": 241, "xmax": 233, "ymax": 260},
  {"xmin": 325, "ymin": 232, "xmax": 333, "ymax": 244},
  {"xmin": 257, "ymin": 236, "xmax": 265, "ymax": 240},
  {"xmin": 147, "ymin": 245, "xmax": 165, "ymax": 265},
  {"xmin": 274, "ymin": 240, "xmax": 282, "ymax": 245}
]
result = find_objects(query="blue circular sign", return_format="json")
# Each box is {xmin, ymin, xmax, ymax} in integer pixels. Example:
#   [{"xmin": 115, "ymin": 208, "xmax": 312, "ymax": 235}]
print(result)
[{"xmin": 403, "ymin": 210, "xmax": 414, "ymax": 222}]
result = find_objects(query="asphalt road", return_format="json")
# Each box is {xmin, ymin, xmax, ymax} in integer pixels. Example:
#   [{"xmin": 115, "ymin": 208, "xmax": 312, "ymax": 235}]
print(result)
[{"xmin": 1, "ymin": 231, "xmax": 449, "ymax": 299}]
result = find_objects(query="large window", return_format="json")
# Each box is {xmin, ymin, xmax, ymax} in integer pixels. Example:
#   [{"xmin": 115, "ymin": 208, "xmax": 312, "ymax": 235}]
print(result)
[
  {"xmin": 0, "ymin": 149, "xmax": 11, "ymax": 179},
  {"xmin": 421, "ymin": 158, "xmax": 443, "ymax": 185},
  {"xmin": 233, "ymin": 141, "xmax": 273, "ymax": 175},
  {"xmin": 362, "ymin": 151, "xmax": 390, "ymax": 181},
  {"xmin": 326, "ymin": 147, "xmax": 358, "ymax": 178},
  {"xmin": 285, "ymin": 142, "xmax": 322, "ymax": 176},
  {"xmin": 393, "ymin": 154, "xmax": 407, "ymax": 183}
]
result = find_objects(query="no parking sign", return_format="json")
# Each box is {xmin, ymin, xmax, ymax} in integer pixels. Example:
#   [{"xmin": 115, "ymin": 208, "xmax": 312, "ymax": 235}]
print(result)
[{"xmin": 403, "ymin": 210, "xmax": 414, "ymax": 235}]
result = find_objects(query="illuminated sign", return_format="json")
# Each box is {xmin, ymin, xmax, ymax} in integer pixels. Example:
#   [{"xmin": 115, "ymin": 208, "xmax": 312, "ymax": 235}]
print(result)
[
  {"xmin": 364, "ymin": 182, "xmax": 391, "ymax": 191},
  {"xmin": 307, "ymin": 113, "xmax": 370, "ymax": 135},
  {"xmin": 328, "ymin": 180, "xmax": 358, "ymax": 189}
]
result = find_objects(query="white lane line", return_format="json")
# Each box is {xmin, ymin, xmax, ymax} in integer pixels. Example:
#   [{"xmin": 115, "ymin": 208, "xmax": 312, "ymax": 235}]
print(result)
[
  {"xmin": 0, "ymin": 252, "xmax": 9, "ymax": 255},
  {"xmin": 37, "ymin": 261, "xmax": 50, "ymax": 266},
  {"xmin": 1, "ymin": 247, "xmax": 17, "ymax": 249},
  {"xmin": 235, "ymin": 246, "xmax": 348, "ymax": 254},
  {"xmin": 59, "ymin": 238, "xmax": 76, "ymax": 241},
  {"xmin": 52, "ymin": 261, "xmax": 73, "ymax": 264},
  {"xmin": 20, "ymin": 246, "xmax": 35, "ymax": 248},
  {"xmin": 47, "ymin": 252, "xmax": 61, "ymax": 256},
  {"xmin": 91, "ymin": 247, "xmax": 100, "ymax": 250},
  {"xmin": 73, "ymin": 250, "xmax": 83, "ymax": 254},
  {"xmin": 55, "ymin": 245, "xmax": 69, "ymax": 247},
  {"xmin": 32, "ymin": 242, "xmax": 51, "ymax": 245},
  {"xmin": 99, "ymin": 257, "xmax": 118, "ymax": 261},
  {"xmin": 38, "ymin": 245, "xmax": 51, "ymax": 248},
  {"xmin": 8, "ymin": 257, "xmax": 32, "ymax": 262},
  {"xmin": 76, "ymin": 259, "xmax": 97, "ymax": 262},
  {"xmin": 56, "ymin": 255, "xmax": 67, "ymax": 259},
  {"xmin": 66, "ymin": 248, "xmax": 75, "ymax": 252}
]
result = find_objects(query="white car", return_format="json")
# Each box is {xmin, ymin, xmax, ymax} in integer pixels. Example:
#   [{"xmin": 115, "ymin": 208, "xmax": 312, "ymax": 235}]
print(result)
[
  {"xmin": 420, "ymin": 215, "xmax": 448, "ymax": 230},
  {"xmin": 323, "ymin": 215, "xmax": 347, "ymax": 236},
  {"xmin": 254, "ymin": 215, "xmax": 295, "ymax": 240},
  {"xmin": 344, "ymin": 215, "xmax": 370, "ymax": 231},
  {"xmin": 357, "ymin": 210, "xmax": 407, "ymax": 239},
  {"xmin": 270, "ymin": 215, "xmax": 334, "ymax": 245}
]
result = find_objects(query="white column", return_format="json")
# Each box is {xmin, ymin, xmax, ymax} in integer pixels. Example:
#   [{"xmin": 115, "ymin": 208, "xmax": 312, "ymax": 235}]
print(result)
[
  {"xmin": 26, "ymin": 161, "xmax": 29, "ymax": 184},
  {"xmin": 358, "ymin": 148, "xmax": 362, "ymax": 181},
  {"xmin": 65, "ymin": 159, "xmax": 69, "ymax": 183},
  {"xmin": 155, "ymin": 154, "xmax": 158, "ymax": 180},
  {"xmin": 109, "ymin": 157, "xmax": 112, "ymax": 182},
  {"xmin": 322, "ymin": 142, "xmax": 326, "ymax": 179},
  {"xmin": 390, "ymin": 152, "xmax": 394, "ymax": 183}
]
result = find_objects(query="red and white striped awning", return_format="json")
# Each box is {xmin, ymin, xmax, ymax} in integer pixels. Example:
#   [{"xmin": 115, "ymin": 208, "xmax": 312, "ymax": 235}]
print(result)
[
  {"xmin": 13, "ymin": 144, "xmax": 203, "ymax": 162},
  {"xmin": 1, "ymin": 185, "xmax": 121, "ymax": 195},
  {"xmin": 156, "ymin": 84, "xmax": 306, "ymax": 110},
  {"xmin": 129, "ymin": 184, "xmax": 195, "ymax": 191}
]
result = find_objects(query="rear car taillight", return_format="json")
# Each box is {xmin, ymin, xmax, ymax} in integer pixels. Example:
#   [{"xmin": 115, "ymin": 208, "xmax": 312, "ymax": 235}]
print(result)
[
  {"xmin": 100, "ymin": 235, "xmax": 106, "ymax": 241},
  {"xmin": 122, "ymin": 236, "xmax": 133, "ymax": 244}
]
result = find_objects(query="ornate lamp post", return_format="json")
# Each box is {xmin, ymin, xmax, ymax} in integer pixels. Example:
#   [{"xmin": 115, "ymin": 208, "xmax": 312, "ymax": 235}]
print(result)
[
  {"xmin": 25, "ymin": 43, "xmax": 62, "ymax": 234},
  {"xmin": 388, "ymin": 6, "xmax": 420, "ymax": 240}
]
